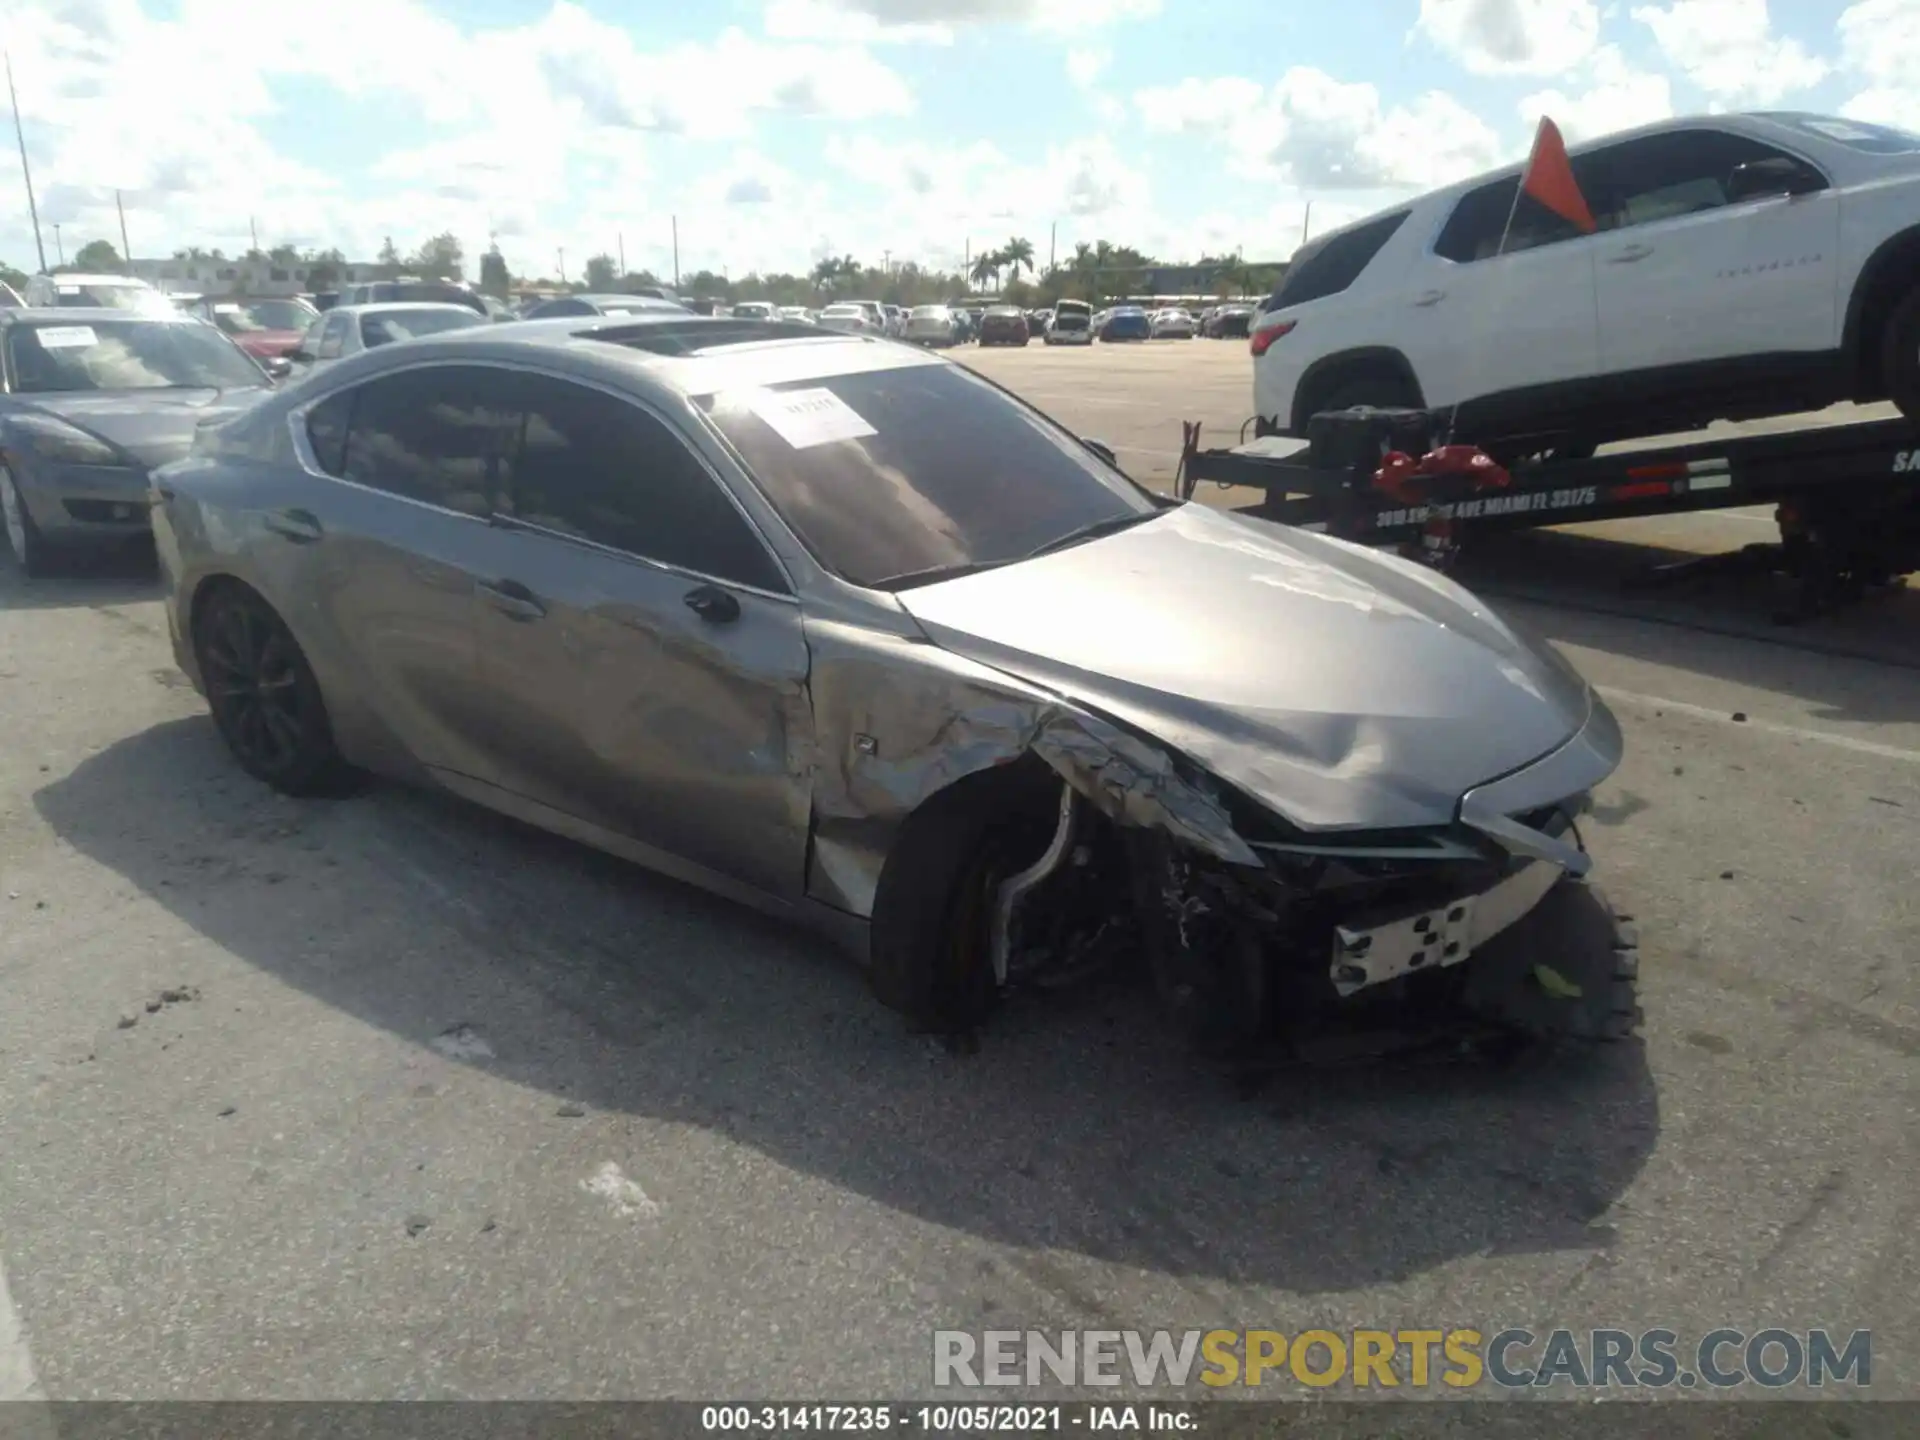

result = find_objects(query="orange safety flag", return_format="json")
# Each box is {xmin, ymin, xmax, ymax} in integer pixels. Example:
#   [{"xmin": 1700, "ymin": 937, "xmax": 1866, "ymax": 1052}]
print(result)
[{"xmin": 1519, "ymin": 116, "xmax": 1597, "ymax": 235}]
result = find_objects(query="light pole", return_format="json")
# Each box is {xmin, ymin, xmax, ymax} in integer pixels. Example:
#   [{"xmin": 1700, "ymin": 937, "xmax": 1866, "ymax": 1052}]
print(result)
[
  {"xmin": 5, "ymin": 51, "xmax": 45, "ymax": 273},
  {"xmin": 53, "ymin": 223, "xmax": 63, "ymax": 267}
]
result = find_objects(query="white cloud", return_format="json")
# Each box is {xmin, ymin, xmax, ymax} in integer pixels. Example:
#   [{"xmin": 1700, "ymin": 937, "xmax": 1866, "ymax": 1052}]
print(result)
[
  {"xmin": 1067, "ymin": 46, "xmax": 1110, "ymax": 87},
  {"xmin": 1135, "ymin": 69, "xmax": 1506, "ymax": 191},
  {"xmin": 1838, "ymin": 0, "xmax": 1920, "ymax": 131},
  {"xmin": 1415, "ymin": 0, "xmax": 1601, "ymax": 77},
  {"xmin": 1630, "ymin": 0, "xmax": 1828, "ymax": 104},
  {"xmin": 1519, "ymin": 43, "xmax": 1675, "ymax": 142},
  {"xmin": 767, "ymin": 0, "xmax": 1159, "ymax": 38}
]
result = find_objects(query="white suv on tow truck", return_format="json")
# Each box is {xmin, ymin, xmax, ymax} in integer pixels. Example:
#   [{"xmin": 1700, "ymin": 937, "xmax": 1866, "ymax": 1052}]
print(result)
[{"xmin": 1251, "ymin": 112, "xmax": 1920, "ymax": 455}]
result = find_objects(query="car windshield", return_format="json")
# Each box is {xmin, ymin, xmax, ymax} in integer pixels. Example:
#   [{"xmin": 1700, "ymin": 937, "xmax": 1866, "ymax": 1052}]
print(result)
[
  {"xmin": 209, "ymin": 299, "xmax": 317, "ymax": 334},
  {"xmin": 360, "ymin": 308, "xmax": 488, "ymax": 345},
  {"xmin": 5, "ymin": 319, "xmax": 265, "ymax": 392},
  {"xmin": 698, "ymin": 361, "xmax": 1158, "ymax": 589},
  {"xmin": 52, "ymin": 283, "xmax": 172, "ymax": 314}
]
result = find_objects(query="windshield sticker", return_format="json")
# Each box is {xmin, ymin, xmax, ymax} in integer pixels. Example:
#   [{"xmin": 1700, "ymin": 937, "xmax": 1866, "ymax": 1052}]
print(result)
[
  {"xmin": 750, "ymin": 387, "xmax": 878, "ymax": 449},
  {"xmin": 33, "ymin": 325, "xmax": 99, "ymax": 349}
]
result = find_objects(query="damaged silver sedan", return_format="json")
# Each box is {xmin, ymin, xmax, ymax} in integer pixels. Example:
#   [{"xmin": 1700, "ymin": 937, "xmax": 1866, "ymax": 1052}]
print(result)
[{"xmin": 150, "ymin": 313, "xmax": 1639, "ymax": 1058}]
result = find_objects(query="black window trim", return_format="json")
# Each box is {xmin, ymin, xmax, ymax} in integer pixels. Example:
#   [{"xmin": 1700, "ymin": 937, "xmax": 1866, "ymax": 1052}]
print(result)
[{"xmin": 284, "ymin": 358, "xmax": 798, "ymax": 601}]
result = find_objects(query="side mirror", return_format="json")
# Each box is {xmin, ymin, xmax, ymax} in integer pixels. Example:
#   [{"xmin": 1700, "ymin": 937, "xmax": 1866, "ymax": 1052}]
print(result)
[
  {"xmin": 1727, "ymin": 156, "xmax": 1822, "ymax": 203},
  {"xmin": 1082, "ymin": 438, "xmax": 1119, "ymax": 468},
  {"xmin": 262, "ymin": 356, "xmax": 293, "ymax": 380}
]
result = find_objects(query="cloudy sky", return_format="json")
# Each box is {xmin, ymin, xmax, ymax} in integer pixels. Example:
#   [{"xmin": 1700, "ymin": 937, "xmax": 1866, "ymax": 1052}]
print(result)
[{"xmin": 0, "ymin": 0, "xmax": 1907, "ymax": 282}]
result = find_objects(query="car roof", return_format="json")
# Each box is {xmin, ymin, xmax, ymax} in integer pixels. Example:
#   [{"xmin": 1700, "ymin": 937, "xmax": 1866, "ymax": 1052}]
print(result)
[
  {"xmin": 36, "ymin": 273, "xmax": 150, "ymax": 285},
  {"xmin": 328, "ymin": 302, "xmax": 485, "ymax": 317},
  {"xmin": 323, "ymin": 313, "xmax": 944, "ymax": 398}
]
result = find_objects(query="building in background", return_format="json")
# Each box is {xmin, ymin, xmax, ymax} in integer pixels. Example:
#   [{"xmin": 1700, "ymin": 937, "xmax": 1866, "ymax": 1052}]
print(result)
[{"xmin": 128, "ymin": 256, "xmax": 385, "ymax": 296}]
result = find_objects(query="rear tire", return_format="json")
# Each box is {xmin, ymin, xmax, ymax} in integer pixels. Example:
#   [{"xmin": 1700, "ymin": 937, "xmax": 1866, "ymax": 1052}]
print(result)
[
  {"xmin": 193, "ymin": 582, "xmax": 354, "ymax": 797},
  {"xmin": 868, "ymin": 767, "xmax": 1063, "ymax": 1036},
  {"xmin": 1881, "ymin": 286, "xmax": 1920, "ymax": 422}
]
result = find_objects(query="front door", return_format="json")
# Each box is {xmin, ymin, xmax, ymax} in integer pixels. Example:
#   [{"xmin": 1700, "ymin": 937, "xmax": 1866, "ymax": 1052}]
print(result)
[
  {"xmin": 1589, "ymin": 127, "xmax": 1842, "ymax": 375},
  {"xmin": 467, "ymin": 371, "xmax": 813, "ymax": 900}
]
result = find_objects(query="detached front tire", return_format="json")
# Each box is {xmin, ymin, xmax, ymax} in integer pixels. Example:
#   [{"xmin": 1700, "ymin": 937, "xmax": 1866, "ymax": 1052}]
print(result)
[{"xmin": 1460, "ymin": 879, "xmax": 1642, "ymax": 1046}]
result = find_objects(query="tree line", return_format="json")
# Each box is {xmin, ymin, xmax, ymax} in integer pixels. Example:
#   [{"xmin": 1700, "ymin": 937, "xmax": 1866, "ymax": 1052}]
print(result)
[{"xmin": 3, "ymin": 231, "xmax": 1283, "ymax": 306}]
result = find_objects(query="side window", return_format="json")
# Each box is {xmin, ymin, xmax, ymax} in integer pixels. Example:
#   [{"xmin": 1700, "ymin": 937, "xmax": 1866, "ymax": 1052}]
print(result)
[
  {"xmin": 299, "ymin": 318, "xmax": 326, "ymax": 355},
  {"xmin": 1433, "ymin": 171, "xmax": 1600, "ymax": 263},
  {"xmin": 304, "ymin": 388, "xmax": 353, "ymax": 475},
  {"xmin": 339, "ymin": 365, "xmax": 520, "ymax": 516},
  {"xmin": 1582, "ymin": 129, "xmax": 1816, "ymax": 231},
  {"xmin": 507, "ymin": 374, "xmax": 784, "ymax": 592},
  {"xmin": 1267, "ymin": 210, "xmax": 1409, "ymax": 307},
  {"xmin": 316, "ymin": 314, "xmax": 350, "ymax": 358}
]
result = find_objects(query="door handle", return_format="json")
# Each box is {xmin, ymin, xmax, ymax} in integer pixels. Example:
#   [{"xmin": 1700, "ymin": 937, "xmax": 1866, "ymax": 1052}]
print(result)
[
  {"xmin": 477, "ymin": 578, "xmax": 546, "ymax": 622},
  {"xmin": 263, "ymin": 507, "xmax": 322, "ymax": 543},
  {"xmin": 683, "ymin": 584, "xmax": 740, "ymax": 624},
  {"xmin": 1413, "ymin": 289, "xmax": 1447, "ymax": 307},
  {"xmin": 1608, "ymin": 244, "xmax": 1653, "ymax": 264}
]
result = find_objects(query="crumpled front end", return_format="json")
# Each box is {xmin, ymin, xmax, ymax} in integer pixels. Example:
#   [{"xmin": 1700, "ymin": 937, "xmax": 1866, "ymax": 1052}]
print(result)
[{"xmin": 809, "ymin": 611, "xmax": 1633, "ymax": 1055}]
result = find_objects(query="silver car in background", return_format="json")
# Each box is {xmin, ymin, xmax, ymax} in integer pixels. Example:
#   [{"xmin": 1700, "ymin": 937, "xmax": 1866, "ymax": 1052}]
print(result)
[
  {"xmin": 905, "ymin": 304, "xmax": 960, "ymax": 347},
  {"xmin": 148, "ymin": 312, "xmax": 1637, "ymax": 1059},
  {"xmin": 0, "ymin": 308, "xmax": 272, "ymax": 575},
  {"xmin": 1150, "ymin": 307, "xmax": 1197, "ymax": 339},
  {"xmin": 287, "ymin": 303, "xmax": 489, "ymax": 374},
  {"xmin": 816, "ymin": 303, "xmax": 878, "ymax": 335}
]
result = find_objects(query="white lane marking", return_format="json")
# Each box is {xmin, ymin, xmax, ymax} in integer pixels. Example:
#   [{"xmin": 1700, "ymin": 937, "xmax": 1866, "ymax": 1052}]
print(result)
[
  {"xmin": 0, "ymin": 1254, "xmax": 46, "ymax": 1403},
  {"xmin": 582, "ymin": 1162, "xmax": 662, "ymax": 1220},
  {"xmin": 1598, "ymin": 686, "xmax": 1920, "ymax": 765}
]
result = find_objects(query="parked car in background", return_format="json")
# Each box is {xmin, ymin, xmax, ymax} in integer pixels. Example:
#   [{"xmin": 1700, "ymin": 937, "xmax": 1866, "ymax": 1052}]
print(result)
[
  {"xmin": 0, "ymin": 308, "xmax": 275, "ymax": 576},
  {"xmin": 730, "ymin": 301, "xmax": 776, "ymax": 321},
  {"xmin": 1027, "ymin": 308, "xmax": 1052, "ymax": 337},
  {"xmin": 905, "ymin": 304, "xmax": 962, "ymax": 347},
  {"xmin": 479, "ymin": 295, "xmax": 517, "ymax": 322},
  {"xmin": 1249, "ymin": 110, "xmax": 1920, "ymax": 450},
  {"xmin": 338, "ymin": 278, "xmax": 489, "ymax": 316},
  {"xmin": 170, "ymin": 292, "xmax": 204, "ymax": 313},
  {"xmin": 978, "ymin": 305, "xmax": 1031, "ymax": 346},
  {"xmin": 148, "ymin": 310, "xmax": 1631, "ymax": 1054},
  {"xmin": 817, "ymin": 303, "xmax": 881, "ymax": 335},
  {"xmin": 1203, "ymin": 304, "xmax": 1254, "ymax": 338},
  {"xmin": 883, "ymin": 304, "xmax": 906, "ymax": 337},
  {"xmin": 288, "ymin": 303, "xmax": 489, "ymax": 374},
  {"xmin": 778, "ymin": 306, "xmax": 815, "ymax": 324},
  {"xmin": 192, "ymin": 296, "xmax": 319, "ymax": 362},
  {"xmin": 520, "ymin": 293, "xmax": 689, "ymax": 320},
  {"xmin": 24, "ymin": 272, "xmax": 174, "ymax": 315},
  {"xmin": 1150, "ymin": 307, "xmax": 1197, "ymax": 339},
  {"xmin": 1098, "ymin": 306, "xmax": 1151, "ymax": 342},
  {"xmin": 1045, "ymin": 299, "xmax": 1094, "ymax": 345}
]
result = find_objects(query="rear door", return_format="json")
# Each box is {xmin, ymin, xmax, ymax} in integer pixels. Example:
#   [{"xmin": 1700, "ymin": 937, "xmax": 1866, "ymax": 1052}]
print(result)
[
  {"xmin": 288, "ymin": 365, "xmax": 522, "ymax": 780},
  {"xmin": 467, "ymin": 371, "xmax": 813, "ymax": 899},
  {"xmin": 1397, "ymin": 178, "xmax": 1604, "ymax": 411}
]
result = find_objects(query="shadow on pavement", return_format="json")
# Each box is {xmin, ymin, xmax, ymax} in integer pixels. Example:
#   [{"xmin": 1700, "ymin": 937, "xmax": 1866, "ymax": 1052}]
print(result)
[
  {"xmin": 36, "ymin": 715, "xmax": 1661, "ymax": 1295},
  {"xmin": 0, "ymin": 542, "xmax": 162, "ymax": 613}
]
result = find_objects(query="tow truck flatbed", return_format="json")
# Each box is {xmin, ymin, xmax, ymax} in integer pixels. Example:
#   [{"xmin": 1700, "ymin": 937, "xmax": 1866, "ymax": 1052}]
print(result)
[{"xmin": 1173, "ymin": 412, "xmax": 1920, "ymax": 620}]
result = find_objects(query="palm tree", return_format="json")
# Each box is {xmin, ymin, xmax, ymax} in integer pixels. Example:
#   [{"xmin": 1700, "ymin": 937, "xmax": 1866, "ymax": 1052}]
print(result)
[
  {"xmin": 1001, "ymin": 236, "xmax": 1035, "ymax": 284},
  {"xmin": 969, "ymin": 249, "xmax": 1000, "ymax": 292}
]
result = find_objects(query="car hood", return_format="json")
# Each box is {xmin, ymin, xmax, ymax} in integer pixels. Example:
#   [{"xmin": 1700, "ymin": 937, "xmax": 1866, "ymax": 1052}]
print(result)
[
  {"xmin": 895, "ymin": 504, "xmax": 1596, "ymax": 833},
  {"xmin": 20, "ymin": 388, "xmax": 266, "ymax": 470}
]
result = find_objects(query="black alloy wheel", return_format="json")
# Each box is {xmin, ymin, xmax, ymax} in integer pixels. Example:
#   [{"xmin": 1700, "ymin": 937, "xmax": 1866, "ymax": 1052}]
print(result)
[{"xmin": 195, "ymin": 585, "xmax": 349, "ymax": 795}]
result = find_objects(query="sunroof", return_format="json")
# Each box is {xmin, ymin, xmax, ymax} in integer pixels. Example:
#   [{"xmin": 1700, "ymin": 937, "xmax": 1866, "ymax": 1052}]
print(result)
[{"xmin": 587, "ymin": 319, "xmax": 840, "ymax": 356}]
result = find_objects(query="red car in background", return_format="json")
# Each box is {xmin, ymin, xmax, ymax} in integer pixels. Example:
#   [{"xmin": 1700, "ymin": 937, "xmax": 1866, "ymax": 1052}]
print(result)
[{"xmin": 190, "ymin": 296, "xmax": 319, "ymax": 362}]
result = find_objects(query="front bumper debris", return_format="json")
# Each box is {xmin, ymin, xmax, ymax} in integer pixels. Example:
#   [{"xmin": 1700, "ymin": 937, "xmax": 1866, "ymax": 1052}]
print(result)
[{"xmin": 1329, "ymin": 857, "xmax": 1562, "ymax": 997}]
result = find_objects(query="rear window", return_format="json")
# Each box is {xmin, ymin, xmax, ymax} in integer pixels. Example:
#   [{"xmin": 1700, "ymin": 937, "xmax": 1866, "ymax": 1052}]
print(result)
[
  {"xmin": 696, "ymin": 363, "xmax": 1155, "ymax": 589},
  {"xmin": 1267, "ymin": 210, "xmax": 1410, "ymax": 308}
]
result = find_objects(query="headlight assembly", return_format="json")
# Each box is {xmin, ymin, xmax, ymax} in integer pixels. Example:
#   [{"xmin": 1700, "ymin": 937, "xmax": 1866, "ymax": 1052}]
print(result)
[{"xmin": 8, "ymin": 412, "xmax": 122, "ymax": 466}]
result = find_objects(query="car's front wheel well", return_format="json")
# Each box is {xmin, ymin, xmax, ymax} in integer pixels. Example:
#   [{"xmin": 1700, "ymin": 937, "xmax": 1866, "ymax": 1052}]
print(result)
[
  {"xmin": 188, "ymin": 573, "xmax": 267, "ymax": 647},
  {"xmin": 1292, "ymin": 349, "xmax": 1426, "ymax": 432}
]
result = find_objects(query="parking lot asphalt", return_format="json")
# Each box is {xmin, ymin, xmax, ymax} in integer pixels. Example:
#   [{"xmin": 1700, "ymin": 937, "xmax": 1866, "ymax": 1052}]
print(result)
[{"xmin": 0, "ymin": 338, "xmax": 1916, "ymax": 1403}]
